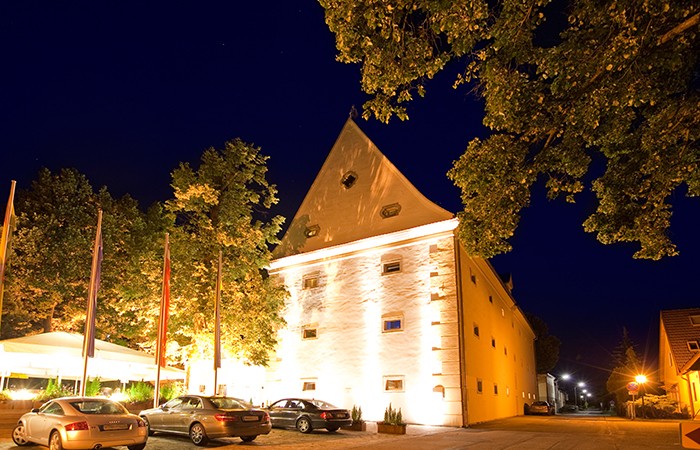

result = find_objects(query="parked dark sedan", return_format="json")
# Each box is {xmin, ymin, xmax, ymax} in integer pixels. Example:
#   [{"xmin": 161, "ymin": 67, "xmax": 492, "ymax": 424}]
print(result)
[
  {"xmin": 267, "ymin": 398, "xmax": 352, "ymax": 433},
  {"xmin": 139, "ymin": 395, "xmax": 271, "ymax": 445}
]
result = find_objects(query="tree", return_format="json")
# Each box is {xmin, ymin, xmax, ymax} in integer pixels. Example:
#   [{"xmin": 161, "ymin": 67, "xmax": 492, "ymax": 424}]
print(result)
[
  {"xmin": 2, "ymin": 168, "xmax": 169, "ymax": 343},
  {"xmin": 606, "ymin": 328, "xmax": 642, "ymax": 411},
  {"xmin": 166, "ymin": 139, "xmax": 286, "ymax": 366},
  {"xmin": 525, "ymin": 312, "xmax": 560, "ymax": 373},
  {"xmin": 320, "ymin": 0, "xmax": 700, "ymax": 259}
]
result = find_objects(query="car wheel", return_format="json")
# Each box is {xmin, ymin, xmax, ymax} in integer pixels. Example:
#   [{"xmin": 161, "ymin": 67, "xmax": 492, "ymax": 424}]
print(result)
[
  {"xmin": 128, "ymin": 444, "xmax": 147, "ymax": 450},
  {"xmin": 240, "ymin": 435, "xmax": 257, "ymax": 442},
  {"xmin": 12, "ymin": 424, "xmax": 29, "ymax": 446},
  {"xmin": 327, "ymin": 426, "xmax": 339, "ymax": 432},
  {"xmin": 49, "ymin": 430, "xmax": 63, "ymax": 450},
  {"xmin": 189, "ymin": 422, "xmax": 209, "ymax": 446},
  {"xmin": 296, "ymin": 416, "xmax": 312, "ymax": 433},
  {"xmin": 141, "ymin": 416, "xmax": 154, "ymax": 436}
]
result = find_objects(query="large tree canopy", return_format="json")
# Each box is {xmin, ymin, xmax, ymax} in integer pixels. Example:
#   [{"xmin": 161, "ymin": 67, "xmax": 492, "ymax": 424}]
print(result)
[
  {"xmin": 166, "ymin": 139, "xmax": 286, "ymax": 366},
  {"xmin": 320, "ymin": 0, "xmax": 700, "ymax": 259}
]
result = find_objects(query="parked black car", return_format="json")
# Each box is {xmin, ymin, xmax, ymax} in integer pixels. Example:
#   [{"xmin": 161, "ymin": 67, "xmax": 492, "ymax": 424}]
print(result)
[{"xmin": 267, "ymin": 398, "xmax": 352, "ymax": 433}]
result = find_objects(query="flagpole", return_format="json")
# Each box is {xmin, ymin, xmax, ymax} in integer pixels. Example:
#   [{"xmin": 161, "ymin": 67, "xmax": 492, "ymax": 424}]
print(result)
[
  {"xmin": 0, "ymin": 180, "xmax": 17, "ymax": 329},
  {"xmin": 213, "ymin": 250, "xmax": 222, "ymax": 395},
  {"xmin": 81, "ymin": 209, "xmax": 102, "ymax": 396},
  {"xmin": 154, "ymin": 233, "xmax": 170, "ymax": 408}
]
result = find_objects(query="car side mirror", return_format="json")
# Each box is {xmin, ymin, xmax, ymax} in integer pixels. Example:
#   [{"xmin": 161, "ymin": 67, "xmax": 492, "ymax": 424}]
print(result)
[{"xmin": 31, "ymin": 408, "xmax": 40, "ymax": 413}]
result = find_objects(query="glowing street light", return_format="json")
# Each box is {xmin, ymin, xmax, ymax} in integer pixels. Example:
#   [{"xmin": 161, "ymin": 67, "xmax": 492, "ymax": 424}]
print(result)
[{"xmin": 635, "ymin": 374, "xmax": 648, "ymax": 417}]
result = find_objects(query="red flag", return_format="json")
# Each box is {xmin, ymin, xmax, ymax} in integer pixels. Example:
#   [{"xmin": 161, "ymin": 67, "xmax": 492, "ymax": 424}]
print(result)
[
  {"xmin": 82, "ymin": 210, "xmax": 103, "ymax": 359},
  {"xmin": 156, "ymin": 233, "xmax": 170, "ymax": 367},
  {"xmin": 0, "ymin": 180, "xmax": 17, "ymax": 326},
  {"xmin": 214, "ymin": 250, "xmax": 222, "ymax": 369}
]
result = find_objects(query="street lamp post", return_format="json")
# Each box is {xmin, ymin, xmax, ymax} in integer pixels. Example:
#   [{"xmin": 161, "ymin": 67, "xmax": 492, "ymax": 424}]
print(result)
[{"xmin": 635, "ymin": 375, "xmax": 647, "ymax": 418}]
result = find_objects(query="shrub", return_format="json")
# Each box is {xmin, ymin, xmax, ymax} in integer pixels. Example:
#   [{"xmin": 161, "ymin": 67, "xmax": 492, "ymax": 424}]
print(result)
[
  {"xmin": 351, "ymin": 405, "xmax": 363, "ymax": 423},
  {"xmin": 85, "ymin": 377, "xmax": 101, "ymax": 397},
  {"xmin": 36, "ymin": 378, "xmax": 73, "ymax": 401},
  {"xmin": 383, "ymin": 403, "xmax": 405, "ymax": 425},
  {"xmin": 125, "ymin": 382, "xmax": 154, "ymax": 403},
  {"xmin": 0, "ymin": 390, "xmax": 11, "ymax": 401},
  {"xmin": 159, "ymin": 382, "xmax": 185, "ymax": 402}
]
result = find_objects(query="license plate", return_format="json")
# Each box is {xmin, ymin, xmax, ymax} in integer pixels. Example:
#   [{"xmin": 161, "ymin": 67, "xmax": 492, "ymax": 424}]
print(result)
[
  {"xmin": 103, "ymin": 423, "xmax": 129, "ymax": 431},
  {"xmin": 243, "ymin": 415, "xmax": 260, "ymax": 422}
]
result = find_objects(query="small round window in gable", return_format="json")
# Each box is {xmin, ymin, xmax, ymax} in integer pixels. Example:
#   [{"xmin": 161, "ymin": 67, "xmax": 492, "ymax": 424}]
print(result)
[
  {"xmin": 380, "ymin": 203, "xmax": 401, "ymax": 219},
  {"xmin": 341, "ymin": 171, "xmax": 358, "ymax": 189},
  {"xmin": 304, "ymin": 225, "xmax": 320, "ymax": 238}
]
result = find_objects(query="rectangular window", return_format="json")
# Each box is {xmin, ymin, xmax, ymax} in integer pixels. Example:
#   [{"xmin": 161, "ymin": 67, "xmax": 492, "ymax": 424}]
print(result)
[
  {"xmin": 494, "ymin": 384, "xmax": 499, "ymax": 395},
  {"xmin": 302, "ymin": 381, "xmax": 316, "ymax": 391},
  {"xmin": 383, "ymin": 318, "xmax": 403, "ymax": 332},
  {"xmin": 302, "ymin": 275, "xmax": 319, "ymax": 289},
  {"xmin": 302, "ymin": 326, "xmax": 317, "ymax": 340},
  {"xmin": 384, "ymin": 376, "xmax": 405, "ymax": 392},
  {"xmin": 477, "ymin": 379, "xmax": 483, "ymax": 394},
  {"xmin": 689, "ymin": 341, "xmax": 700, "ymax": 352},
  {"xmin": 491, "ymin": 337, "xmax": 496, "ymax": 348},
  {"xmin": 473, "ymin": 324, "xmax": 480, "ymax": 337},
  {"xmin": 694, "ymin": 383, "xmax": 698, "ymax": 402},
  {"xmin": 383, "ymin": 261, "xmax": 401, "ymax": 274},
  {"xmin": 691, "ymin": 315, "xmax": 700, "ymax": 326}
]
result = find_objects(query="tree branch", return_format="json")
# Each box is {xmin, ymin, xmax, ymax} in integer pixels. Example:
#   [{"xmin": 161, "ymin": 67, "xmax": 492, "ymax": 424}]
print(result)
[{"xmin": 657, "ymin": 12, "xmax": 700, "ymax": 46}]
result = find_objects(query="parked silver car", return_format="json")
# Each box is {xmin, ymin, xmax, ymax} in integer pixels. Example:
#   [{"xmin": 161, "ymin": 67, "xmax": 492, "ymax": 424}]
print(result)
[
  {"xmin": 11, "ymin": 396, "xmax": 147, "ymax": 450},
  {"xmin": 139, "ymin": 395, "xmax": 271, "ymax": 445}
]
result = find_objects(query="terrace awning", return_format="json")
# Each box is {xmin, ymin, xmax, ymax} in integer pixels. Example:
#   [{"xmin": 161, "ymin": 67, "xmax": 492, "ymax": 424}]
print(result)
[{"xmin": 0, "ymin": 331, "xmax": 185, "ymax": 383}]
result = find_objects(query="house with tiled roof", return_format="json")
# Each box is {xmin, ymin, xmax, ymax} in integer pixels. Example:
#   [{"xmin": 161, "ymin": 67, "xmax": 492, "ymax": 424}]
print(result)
[
  {"xmin": 659, "ymin": 308, "xmax": 700, "ymax": 417},
  {"xmin": 262, "ymin": 118, "xmax": 537, "ymax": 426}
]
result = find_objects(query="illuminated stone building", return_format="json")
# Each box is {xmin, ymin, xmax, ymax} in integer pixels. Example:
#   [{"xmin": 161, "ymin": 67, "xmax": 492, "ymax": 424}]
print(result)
[{"xmin": 262, "ymin": 119, "xmax": 537, "ymax": 426}]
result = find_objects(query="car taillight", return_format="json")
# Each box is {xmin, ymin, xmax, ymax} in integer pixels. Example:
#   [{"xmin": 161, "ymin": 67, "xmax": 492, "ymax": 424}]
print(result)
[
  {"xmin": 320, "ymin": 412, "xmax": 332, "ymax": 420},
  {"xmin": 65, "ymin": 421, "xmax": 89, "ymax": 431},
  {"xmin": 263, "ymin": 412, "xmax": 270, "ymax": 421},
  {"xmin": 136, "ymin": 418, "xmax": 146, "ymax": 428},
  {"xmin": 215, "ymin": 414, "xmax": 239, "ymax": 422}
]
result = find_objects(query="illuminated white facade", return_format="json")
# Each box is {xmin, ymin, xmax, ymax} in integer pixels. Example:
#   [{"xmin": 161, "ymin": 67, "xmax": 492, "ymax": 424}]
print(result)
[{"xmin": 262, "ymin": 119, "xmax": 537, "ymax": 426}]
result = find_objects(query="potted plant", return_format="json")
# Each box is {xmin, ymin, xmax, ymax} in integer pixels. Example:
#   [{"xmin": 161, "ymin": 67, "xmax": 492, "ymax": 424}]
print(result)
[
  {"xmin": 377, "ymin": 403, "xmax": 406, "ymax": 434},
  {"xmin": 344, "ymin": 405, "xmax": 366, "ymax": 431}
]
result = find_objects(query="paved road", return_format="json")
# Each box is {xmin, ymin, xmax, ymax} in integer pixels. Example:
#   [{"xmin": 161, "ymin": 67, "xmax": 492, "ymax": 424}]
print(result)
[{"xmin": 0, "ymin": 411, "xmax": 686, "ymax": 449}]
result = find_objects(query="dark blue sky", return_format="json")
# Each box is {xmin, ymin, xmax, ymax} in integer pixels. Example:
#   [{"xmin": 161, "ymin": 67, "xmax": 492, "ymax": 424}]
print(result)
[{"xmin": 2, "ymin": 2, "xmax": 698, "ymax": 392}]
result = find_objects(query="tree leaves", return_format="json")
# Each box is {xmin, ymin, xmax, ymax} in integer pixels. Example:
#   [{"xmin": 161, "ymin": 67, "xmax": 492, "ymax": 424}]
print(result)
[{"xmin": 321, "ymin": 0, "xmax": 700, "ymax": 259}]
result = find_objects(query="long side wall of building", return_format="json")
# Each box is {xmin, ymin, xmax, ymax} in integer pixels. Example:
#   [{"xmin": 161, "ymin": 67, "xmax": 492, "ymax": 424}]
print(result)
[{"xmin": 455, "ymin": 243, "xmax": 537, "ymax": 424}]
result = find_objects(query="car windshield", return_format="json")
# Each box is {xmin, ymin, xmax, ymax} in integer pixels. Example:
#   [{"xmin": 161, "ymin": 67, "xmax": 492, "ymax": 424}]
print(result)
[
  {"xmin": 210, "ymin": 397, "xmax": 250, "ymax": 410},
  {"xmin": 307, "ymin": 399, "xmax": 338, "ymax": 409},
  {"xmin": 70, "ymin": 400, "xmax": 127, "ymax": 415}
]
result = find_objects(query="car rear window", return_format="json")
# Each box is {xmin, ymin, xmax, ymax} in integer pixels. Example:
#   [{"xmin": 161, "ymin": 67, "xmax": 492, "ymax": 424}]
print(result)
[
  {"xmin": 308, "ymin": 399, "xmax": 337, "ymax": 409},
  {"xmin": 70, "ymin": 400, "xmax": 127, "ymax": 415},
  {"xmin": 209, "ymin": 397, "xmax": 250, "ymax": 410}
]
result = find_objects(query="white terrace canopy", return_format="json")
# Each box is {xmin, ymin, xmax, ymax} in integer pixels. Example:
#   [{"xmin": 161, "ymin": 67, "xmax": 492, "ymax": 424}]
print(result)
[{"xmin": 0, "ymin": 331, "xmax": 185, "ymax": 386}]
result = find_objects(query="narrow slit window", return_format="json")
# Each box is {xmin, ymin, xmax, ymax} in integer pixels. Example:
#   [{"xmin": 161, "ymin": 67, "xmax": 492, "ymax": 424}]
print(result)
[
  {"xmin": 383, "ymin": 261, "xmax": 401, "ymax": 274},
  {"xmin": 473, "ymin": 324, "xmax": 480, "ymax": 337},
  {"xmin": 477, "ymin": 379, "xmax": 483, "ymax": 394},
  {"xmin": 302, "ymin": 381, "xmax": 316, "ymax": 391}
]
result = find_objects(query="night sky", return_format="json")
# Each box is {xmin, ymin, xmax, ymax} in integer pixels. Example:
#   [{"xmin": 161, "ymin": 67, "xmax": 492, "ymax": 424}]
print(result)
[{"xmin": 2, "ymin": 2, "xmax": 698, "ymax": 393}]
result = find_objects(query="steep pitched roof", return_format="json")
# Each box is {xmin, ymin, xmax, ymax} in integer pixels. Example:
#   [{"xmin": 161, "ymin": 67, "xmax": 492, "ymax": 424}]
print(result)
[
  {"xmin": 273, "ymin": 118, "xmax": 453, "ymax": 258},
  {"xmin": 660, "ymin": 308, "xmax": 700, "ymax": 373}
]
